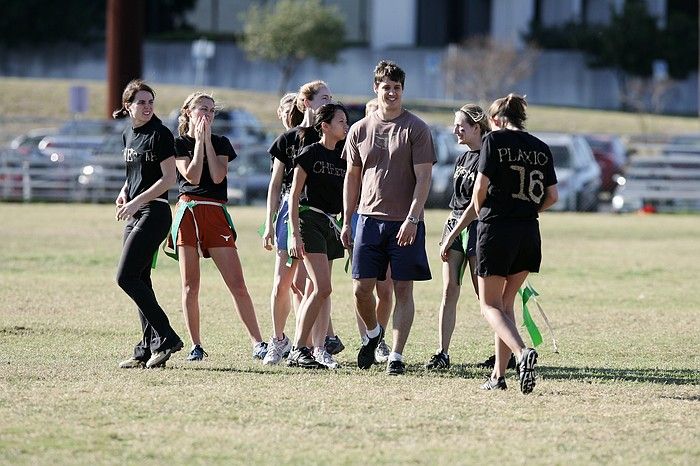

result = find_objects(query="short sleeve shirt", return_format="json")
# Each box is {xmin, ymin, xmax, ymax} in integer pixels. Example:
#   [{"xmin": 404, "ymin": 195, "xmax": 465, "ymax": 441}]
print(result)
[
  {"xmin": 449, "ymin": 150, "xmax": 480, "ymax": 211},
  {"xmin": 122, "ymin": 115, "xmax": 175, "ymax": 201},
  {"xmin": 295, "ymin": 142, "xmax": 346, "ymax": 215},
  {"xmin": 478, "ymin": 129, "xmax": 558, "ymax": 223},
  {"xmin": 174, "ymin": 134, "xmax": 237, "ymax": 202},
  {"xmin": 342, "ymin": 110, "xmax": 436, "ymax": 221},
  {"xmin": 268, "ymin": 127, "xmax": 320, "ymax": 195}
]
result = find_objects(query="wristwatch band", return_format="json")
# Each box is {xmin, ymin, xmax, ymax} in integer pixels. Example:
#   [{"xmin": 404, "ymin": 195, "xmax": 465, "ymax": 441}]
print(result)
[{"xmin": 406, "ymin": 216, "xmax": 419, "ymax": 225}]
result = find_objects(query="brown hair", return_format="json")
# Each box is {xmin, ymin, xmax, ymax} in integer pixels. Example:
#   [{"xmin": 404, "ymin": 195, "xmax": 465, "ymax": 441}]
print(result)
[
  {"xmin": 277, "ymin": 92, "xmax": 297, "ymax": 129},
  {"xmin": 373, "ymin": 60, "xmax": 405, "ymax": 87},
  {"xmin": 112, "ymin": 79, "xmax": 155, "ymax": 119},
  {"xmin": 298, "ymin": 103, "xmax": 348, "ymax": 143},
  {"xmin": 457, "ymin": 103, "xmax": 490, "ymax": 137},
  {"xmin": 177, "ymin": 91, "xmax": 218, "ymax": 136},
  {"xmin": 488, "ymin": 93, "xmax": 528, "ymax": 130},
  {"xmin": 288, "ymin": 80, "xmax": 329, "ymax": 128}
]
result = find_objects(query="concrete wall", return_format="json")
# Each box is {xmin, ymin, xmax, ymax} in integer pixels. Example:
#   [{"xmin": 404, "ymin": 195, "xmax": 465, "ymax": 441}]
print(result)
[{"xmin": 0, "ymin": 41, "xmax": 696, "ymax": 114}]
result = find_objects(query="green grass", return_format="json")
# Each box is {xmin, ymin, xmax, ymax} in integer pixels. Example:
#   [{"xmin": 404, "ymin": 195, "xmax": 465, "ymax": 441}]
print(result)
[
  {"xmin": 0, "ymin": 204, "xmax": 698, "ymax": 464},
  {"xmin": 1, "ymin": 77, "xmax": 699, "ymax": 145}
]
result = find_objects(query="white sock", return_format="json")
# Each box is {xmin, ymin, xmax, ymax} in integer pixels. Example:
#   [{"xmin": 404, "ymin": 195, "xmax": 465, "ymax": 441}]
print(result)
[
  {"xmin": 388, "ymin": 352, "xmax": 403, "ymax": 362},
  {"xmin": 366, "ymin": 325, "xmax": 380, "ymax": 339}
]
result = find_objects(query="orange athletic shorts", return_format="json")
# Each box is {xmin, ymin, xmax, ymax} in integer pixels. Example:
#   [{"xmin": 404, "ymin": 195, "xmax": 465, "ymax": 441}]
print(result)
[{"xmin": 176, "ymin": 195, "xmax": 237, "ymax": 258}]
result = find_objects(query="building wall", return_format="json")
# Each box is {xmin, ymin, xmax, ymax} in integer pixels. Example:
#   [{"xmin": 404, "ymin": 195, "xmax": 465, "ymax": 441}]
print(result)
[{"xmin": 490, "ymin": 0, "xmax": 536, "ymax": 46}]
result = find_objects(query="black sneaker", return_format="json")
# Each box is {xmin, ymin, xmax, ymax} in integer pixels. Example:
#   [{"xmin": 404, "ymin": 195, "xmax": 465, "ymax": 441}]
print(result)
[
  {"xmin": 386, "ymin": 360, "xmax": 406, "ymax": 376},
  {"xmin": 324, "ymin": 335, "xmax": 345, "ymax": 355},
  {"xmin": 424, "ymin": 351, "xmax": 450, "ymax": 370},
  {"xmin": 481, "ymin": 376, "xmax": 507, "ymax": 390},
  {"xmin": 518, "ymin": 348, "xmax": 538, "ymax": 394},
  {"xmin": 287, "ymin": 346, "xmax": 324, "ymax": 369},
  {"xmin": 357, "ymin": 326, "xmax": 384, "ymax": 369},
  {"xmin": 186, "ymin": 345, "xmax": 208, "ymax": 361},
  {"xmin": 477, "ymin": 354, "xmax": 517, "ymax": 369}
]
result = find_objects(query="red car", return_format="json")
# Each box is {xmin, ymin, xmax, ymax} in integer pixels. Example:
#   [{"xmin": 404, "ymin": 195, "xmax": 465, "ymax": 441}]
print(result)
[{"xmin": 584, "ymin": 135, "xmax": 627, "ymax": 194}]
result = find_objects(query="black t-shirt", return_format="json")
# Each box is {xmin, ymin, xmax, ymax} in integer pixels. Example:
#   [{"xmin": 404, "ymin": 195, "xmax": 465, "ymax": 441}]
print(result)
[
  {"xmin": 295, "ymin": 142, "xmax": 346, "ymax": 215},
  {"xmin": 122, "ymin": 115, "xmax": 175, "ymax": 201},
  {"xmin": 449, "ymin": 150, "xmax": 480, "ymax": 211},
  {"xmin": 174, "ymin": 134, "xmax": 237, "ymax": 202},
  {"xmin": 478, "ymin": 129, "xmax": 557, "ymax": 223},
  {"xmin": 268, "ymin": 127, "xmax": 320, "ymax": 195}
]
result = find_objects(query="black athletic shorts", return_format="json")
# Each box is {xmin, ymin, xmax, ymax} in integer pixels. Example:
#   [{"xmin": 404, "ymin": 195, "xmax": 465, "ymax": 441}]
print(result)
[{"xmin": 476, "ymin": 219, "xmax": 541, "ymax": 277}]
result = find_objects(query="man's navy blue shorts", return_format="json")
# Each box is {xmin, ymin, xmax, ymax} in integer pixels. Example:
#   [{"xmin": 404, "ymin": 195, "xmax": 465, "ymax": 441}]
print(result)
[{"xmin": 352, "ymin": 215, "xmax": 431, "ymax": 281}]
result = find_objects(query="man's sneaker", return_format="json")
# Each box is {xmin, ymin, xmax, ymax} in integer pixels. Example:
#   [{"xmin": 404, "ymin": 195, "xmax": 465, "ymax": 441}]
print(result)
[
  {"xmin": 424, "ymin": 350, "xmax": 450, "ymax": 370},
  {"xmin": 252, "ymin": 341, "xmax": 268, "ymax": 360},
  {"xmin": 119, "ymin": 357, "xmax": 145, "ymax": 369},
  {"xmin": 324, "ymin": 335, "xmax": 345, "ymax": 355},
  {"xmin": 374, "ymin": 339, "xmax": 390, "ymax": 363},
  {"xmin": 186, "ymin": 345, "xmax": 208, "ymax": 361},
  {"xmin": 287, "ymin": 346, "xmax": 324, "ymax": 369},
  {"xmin": 481, "ymin": 376, "xmax": 507, "ymax": 390},
  {"xmin": 263, "ymin": 335, "xmax": 292, "ymax": 365},
  {"xmin": 518, "ymin": 348, "xmax": 538, "ymax": 394},
  {"xmin": 477, "ymin": 354, "xmax": 517, "ymax": 369},
  {"xmin": 357, "ymin": 326, "xmax": 384, "ymax": 369},
  {"xmin": 145, "ymin": 340, "xmax": 184, "ymax": 368},
  {"xmin": 313, "ymin": 347, "xmax": 340, "ymax": 369},
  {"xmin": 386, "ymin": 360, "xmax": 406, "ymax": 376}
]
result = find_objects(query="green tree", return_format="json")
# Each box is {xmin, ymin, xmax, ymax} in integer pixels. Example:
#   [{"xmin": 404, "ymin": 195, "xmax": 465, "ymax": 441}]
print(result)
[{"xmin": 241, "ymin": 0, "xmax": 345, "ymax": 94}]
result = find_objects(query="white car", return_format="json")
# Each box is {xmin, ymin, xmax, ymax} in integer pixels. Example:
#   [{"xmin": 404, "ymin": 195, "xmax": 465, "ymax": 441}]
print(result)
[{"xmin": 536, "ymin": 133, "xmax": 601, "ymax": 212}]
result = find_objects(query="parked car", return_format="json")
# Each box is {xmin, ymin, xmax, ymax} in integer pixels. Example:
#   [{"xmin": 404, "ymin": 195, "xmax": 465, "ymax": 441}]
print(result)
[
  {"xmin": 584, "ymin": 134, "xmax": 627, "ymax": 194},
  {"xmin": 227, "ymin": 145, "xmax": 271, "ymax": 205},
  {"xmin": 8, "ymin": 127, "xmax": 57, "ymax": 157},
  {"xmin": 536, "ymin": 133, "xmax": 601, "ymax": 212},
  {"xmin": 166, "ymin": 108, "xmax": 266, "ymax": 151},
  {"xmin": 426, "ymin": 126, "xmax": 462, "ymax": 208}
]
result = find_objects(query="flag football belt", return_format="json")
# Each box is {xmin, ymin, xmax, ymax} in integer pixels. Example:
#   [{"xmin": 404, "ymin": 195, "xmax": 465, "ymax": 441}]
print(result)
[
  {"xmin": 163, "ymin": 199, "xmax": 235, "ymax": 260},
  {"xmin": 285, "ymin": 204, "xmax": 342, "ymax": 266}
]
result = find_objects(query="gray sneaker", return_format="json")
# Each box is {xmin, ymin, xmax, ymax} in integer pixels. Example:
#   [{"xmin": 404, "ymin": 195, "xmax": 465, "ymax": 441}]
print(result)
[
  {"xmin": 263, "ymin": 335, "xmax": 292, "ymax": 365},
  {"xmin": 518, "ymin": 348, "xmax": 538, "ymax": 394},
  {"xmin": 252, "ymin": 341, "xmax": 268, "ymax": 360},
  {"xmin": 374, "ymin": 339, "xmax": 390, "ymax": 363},
  {"xmin": 481, "ymin": 376, "xmax": 507, "ymax": 390}
]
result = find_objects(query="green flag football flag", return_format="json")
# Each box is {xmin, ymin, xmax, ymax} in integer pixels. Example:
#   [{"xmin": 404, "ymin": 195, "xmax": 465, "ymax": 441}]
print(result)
[{"xmin": 518, "ymin": 282, "xmax": 543, "ymax": 347}]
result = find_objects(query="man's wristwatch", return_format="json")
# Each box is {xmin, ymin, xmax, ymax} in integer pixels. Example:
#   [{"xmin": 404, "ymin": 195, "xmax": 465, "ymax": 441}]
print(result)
[{"xmin": 406, "ymin": 216, "xmax": 419, "ymax": 225}]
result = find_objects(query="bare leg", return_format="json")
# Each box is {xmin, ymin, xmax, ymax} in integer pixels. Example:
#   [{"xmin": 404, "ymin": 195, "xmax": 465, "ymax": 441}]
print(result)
[
  {"xmin": 209, "ymin": 247, "xmax": 263, "ymax": 344},
  {"xmin": 353, "ymin": 278, "xmax": 378, "ymax": 333},
  {"xmin": 178, "ymin": 245, "xmax": 201, "ymax": 346},
  {"xmin": 438, "ymin": 250, "xmax": 463, "ymax": 352},
  {"xmin": 293, "ymin": 253, "xmax": 332, "ymax": 348},
  {"xmin": 270, "ymin": 250, "xmax": 298, "ymax": 339},
  {"xmin": 391, "ymin": 280, "xmax": 415, "ymax": 355}
]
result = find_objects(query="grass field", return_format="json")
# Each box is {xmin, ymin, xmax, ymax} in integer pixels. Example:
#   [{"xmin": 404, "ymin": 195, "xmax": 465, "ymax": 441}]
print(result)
[
  {"xmin": 1, "ymin": 77, "xmax": 699, "ymax": 145},
  {"xmin": 0, "ymin": 204, "xmax": 698, "ymax": 464}
]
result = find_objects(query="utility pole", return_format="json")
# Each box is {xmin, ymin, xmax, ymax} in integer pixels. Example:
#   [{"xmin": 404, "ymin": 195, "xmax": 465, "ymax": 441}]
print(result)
[{"xmin": 106, "ymin": 0, "xmax": 144, "ymax": 118}]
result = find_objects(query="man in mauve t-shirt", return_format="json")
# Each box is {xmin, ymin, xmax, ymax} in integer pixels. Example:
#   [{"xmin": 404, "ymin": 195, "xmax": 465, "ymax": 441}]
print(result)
[{"xmin": 341, "ymin": 60, "xmax": 436, "ymax": 376}]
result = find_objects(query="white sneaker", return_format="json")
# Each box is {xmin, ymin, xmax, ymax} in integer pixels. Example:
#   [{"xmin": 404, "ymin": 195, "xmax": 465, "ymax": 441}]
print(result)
[
  {"xmin": 263, "ymin": 335, "xmax": 292, "ymax": 365},
  {"xmin": 374, "ymin": 339, "xmax": 390, "ymax": 363},
  {"xmin": 313, "ymin": 347, "xmax": 340, "ymax": 369}
]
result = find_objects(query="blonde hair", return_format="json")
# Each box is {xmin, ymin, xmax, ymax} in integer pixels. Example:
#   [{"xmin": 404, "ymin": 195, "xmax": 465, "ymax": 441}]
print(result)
[
  {"xmin": 365, "ymin": 98, "xmax": 378, "ymax": 116},
  {"xmin": 288, "ymin": 80, "xmax": 328, "ymax": 127},
  {"xmin": 457, "ymin": 103, "xmax": 490, "ymax": 137},
  {"xmin": 488, "ymin": 93, "xmax": 528, "ymax": 130},
  {"xmin": 277, "ymin": 92, "xmax": 297, "ymax": 129},
  {"xmin": 177, "ymin": 91, "xmax": 218, "ymax": 136}
]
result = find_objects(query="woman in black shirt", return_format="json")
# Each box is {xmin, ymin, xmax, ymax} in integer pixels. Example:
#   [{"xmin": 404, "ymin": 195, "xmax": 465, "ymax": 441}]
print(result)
[
  {"xmin": 473, "ymin": 94, "xmax": 558, "ymax": 393},
  {"xmin": 171, "ymin": 92, "xmax": 266, "ymax": 362},
  {"xmin": 286, "ymin": 103, "xmax": 349, "ymax": 369},
  {"xmin": 114, "ymin": 80, "xmax": 183, "ymax": 369},
  {"xmin": 424, "ymin": 104, "xmax": 489, "ymax": 371}
]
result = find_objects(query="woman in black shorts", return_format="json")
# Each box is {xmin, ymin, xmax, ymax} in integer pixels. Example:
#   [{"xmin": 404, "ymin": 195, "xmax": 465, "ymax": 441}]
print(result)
[
  {"xmin": 474, "ymin": 94, "xmax": 558, "ymax": 393},
  {"xmin": 424, "ymin": 104, "xmax": 489, "ymax": 370},
  {"xmin": 286, "ymin": 103, "xmax": 349, "ymax": 369},
  {"xmin": 114, "ymin": 80, "xmax": 183, "ymax": 369}
]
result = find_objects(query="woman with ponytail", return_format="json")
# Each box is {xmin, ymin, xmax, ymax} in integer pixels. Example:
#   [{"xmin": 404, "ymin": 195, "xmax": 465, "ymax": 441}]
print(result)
[
  {"xmin": 115, "ymin": 79, "xmax": 183, "ymax": 369},
  {"xmin": 170, "ymin": 92, "xmax": 266, "ymax": 362},
  {"xmin": 473, "ymin": 94, "xmax": 558, "ymax": 393}
]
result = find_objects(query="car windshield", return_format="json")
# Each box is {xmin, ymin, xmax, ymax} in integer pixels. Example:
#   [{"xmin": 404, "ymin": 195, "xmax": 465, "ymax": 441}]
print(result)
[{"xmin": 550, "ymin": 145, "xmax": 572, "ymax": 169}]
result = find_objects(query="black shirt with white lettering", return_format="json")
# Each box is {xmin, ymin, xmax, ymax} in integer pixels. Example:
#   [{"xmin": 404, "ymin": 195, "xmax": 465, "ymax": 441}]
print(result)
[
  {"xmin": 295, "ymin": 142, "xmax": 346, "ymax": 215},
  {"xmin": 174, "ymin": 134, "xmax": 237, "ymax": 202},
  {"xmin": 122, "ymin": 115, "xmax": 175, "ymax": 201},
  {"xmin": 449, "ymin": 150, "xmax": 480, "ymax": 211},
  {"xmin": 268, "ymin": 126, "xmax": 320, "ymax": 195},
  {"xmin": 478, "ymin": 129, "xmax": 557, "ymax": 223}
]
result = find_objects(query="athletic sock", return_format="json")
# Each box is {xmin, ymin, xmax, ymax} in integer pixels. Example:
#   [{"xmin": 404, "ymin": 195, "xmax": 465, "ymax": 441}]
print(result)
[{"xmin": 366, "ymin": 325, "xmax": 380, "ymax": 339}]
